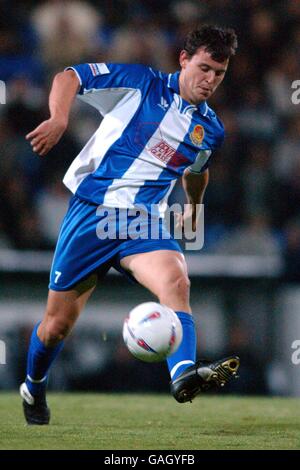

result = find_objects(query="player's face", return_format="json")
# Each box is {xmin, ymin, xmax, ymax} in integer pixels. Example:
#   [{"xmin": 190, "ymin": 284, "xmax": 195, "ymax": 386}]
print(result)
[{"xmin": 179, "ymin": 47, "xmax": 229, "ymax": 104}]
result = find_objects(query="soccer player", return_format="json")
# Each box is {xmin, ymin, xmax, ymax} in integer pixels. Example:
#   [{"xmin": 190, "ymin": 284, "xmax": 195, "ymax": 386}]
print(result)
[{"xmin": 20, "ymin": 25, "xmax": 240, "ymax": 425}]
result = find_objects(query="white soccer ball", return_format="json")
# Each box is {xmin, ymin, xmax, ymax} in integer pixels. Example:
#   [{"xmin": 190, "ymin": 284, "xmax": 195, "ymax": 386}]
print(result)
[{"xmin": 123, "ymin": 302, "xmax": 183, "ymax": 363}]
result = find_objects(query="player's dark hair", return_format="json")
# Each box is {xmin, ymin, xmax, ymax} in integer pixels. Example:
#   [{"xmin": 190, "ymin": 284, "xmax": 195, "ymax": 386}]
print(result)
[{"xmin": 184, "ymin": 25, "xmax": 238, "ymax": 62}]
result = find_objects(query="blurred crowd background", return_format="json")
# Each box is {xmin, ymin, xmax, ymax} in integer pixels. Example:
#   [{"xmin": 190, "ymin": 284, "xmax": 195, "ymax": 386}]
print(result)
[
  {"xmin": 1, "ymin": 0, "xmax": 300, "ymax": 279},
  {"xmin": 1, "ymin": 0, "xmax": 300, "ymax": 396}
]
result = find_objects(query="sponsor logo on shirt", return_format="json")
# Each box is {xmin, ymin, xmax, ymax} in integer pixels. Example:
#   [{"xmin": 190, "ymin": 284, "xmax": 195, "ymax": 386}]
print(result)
[
  {"xmin": 149, "ymin": 140, "xmax": 176, "ymax": 163},
  {"xmin": 149, "ymin": 140, "xmax": 189, "ymax": 169}
]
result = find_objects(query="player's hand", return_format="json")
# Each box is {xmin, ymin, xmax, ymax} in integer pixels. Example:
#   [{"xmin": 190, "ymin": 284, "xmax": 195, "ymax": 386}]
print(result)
[
  {"xmin": 175, "ymin": 205, "xmax": 199, "ymax": 233},
  {"xmin": 26, "ymin": 118, "xmax": 67, "ymax": 156}
]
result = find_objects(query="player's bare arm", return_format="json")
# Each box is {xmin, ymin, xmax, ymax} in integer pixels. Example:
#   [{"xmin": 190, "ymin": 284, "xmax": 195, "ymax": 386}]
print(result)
[
  {"xmin": 177, "ymin": 168, "xmax": 209, "ymax": 231},
  {"xmin": 26, "ymin": 70, "xmax": 80, "ymax": 156}
]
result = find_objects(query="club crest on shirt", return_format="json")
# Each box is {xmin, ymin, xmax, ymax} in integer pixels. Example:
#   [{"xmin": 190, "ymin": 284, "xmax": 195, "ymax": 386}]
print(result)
[{"xmin": 189, "ymin": 124, "xmax": 205, "ymax": 146}]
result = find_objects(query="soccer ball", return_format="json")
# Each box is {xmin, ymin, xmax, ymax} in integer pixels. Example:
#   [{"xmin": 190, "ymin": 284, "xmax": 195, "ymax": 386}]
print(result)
[{"xmin": 123, "ymin": 302, "xmax": 183, "ymax": 362}]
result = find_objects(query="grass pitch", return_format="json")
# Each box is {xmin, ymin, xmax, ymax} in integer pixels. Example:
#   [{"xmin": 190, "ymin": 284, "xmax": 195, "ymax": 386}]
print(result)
[{"xmin": 0, "ymin": 393, "xmax": 299, "ymax": 450}]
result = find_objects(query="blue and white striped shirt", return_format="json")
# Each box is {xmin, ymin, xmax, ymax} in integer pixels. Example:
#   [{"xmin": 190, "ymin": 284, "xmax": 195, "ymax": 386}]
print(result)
[{"xmin": 64, "ymin": 63, "xmax": 224, "ymax": 216}]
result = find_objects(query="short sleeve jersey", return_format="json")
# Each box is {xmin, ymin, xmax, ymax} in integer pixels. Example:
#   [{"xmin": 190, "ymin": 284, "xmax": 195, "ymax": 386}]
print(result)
[{"xmin": 63, "ymin": 63, "xmax": 225, "ymax": 216}]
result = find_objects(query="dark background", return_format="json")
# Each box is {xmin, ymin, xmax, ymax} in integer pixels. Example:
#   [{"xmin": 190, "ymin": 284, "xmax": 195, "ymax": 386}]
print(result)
[{"xmin": 0, "ymin": 0, "xmax": 300, "ymax": 396}]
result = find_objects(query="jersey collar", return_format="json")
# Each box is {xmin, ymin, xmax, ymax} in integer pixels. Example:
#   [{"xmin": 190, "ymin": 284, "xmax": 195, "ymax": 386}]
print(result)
[{"xmin": 167, "ymin": 71, "xmax": 208, "ymax": 116}]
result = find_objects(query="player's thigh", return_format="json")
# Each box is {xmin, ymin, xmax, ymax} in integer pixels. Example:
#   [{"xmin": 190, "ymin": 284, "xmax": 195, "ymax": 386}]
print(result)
[{"xmin": 120, "ymin": 250, "xmax": 190, "ymax": 297}]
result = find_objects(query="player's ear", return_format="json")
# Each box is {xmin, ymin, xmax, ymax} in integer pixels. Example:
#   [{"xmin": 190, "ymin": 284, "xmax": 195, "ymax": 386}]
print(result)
[{"xmin": 179, "ymin": 50, "xmax": 190, "ymax": 69}]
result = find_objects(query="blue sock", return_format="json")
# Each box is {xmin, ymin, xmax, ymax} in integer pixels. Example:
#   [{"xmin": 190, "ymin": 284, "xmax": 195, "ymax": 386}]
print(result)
[
  {"xmin": 167, "ymin": 311, "xmax": 196, "ymax": 381},
  {"xmin": 25, "ymin": 322, "xmax": 64, "ymax": 396}
]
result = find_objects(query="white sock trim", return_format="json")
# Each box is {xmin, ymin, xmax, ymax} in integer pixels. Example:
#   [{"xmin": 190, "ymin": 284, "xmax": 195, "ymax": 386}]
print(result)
[
  {"xmin": 27, "ymin": 374, "xmax": 47, "ymax": 384},
  {"xmin": 170, "ymin": 360, "xmax": 195, "ymax": 379}
]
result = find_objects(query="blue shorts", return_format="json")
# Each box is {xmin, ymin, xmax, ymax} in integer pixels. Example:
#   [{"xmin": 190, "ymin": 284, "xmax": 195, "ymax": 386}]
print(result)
[{"xmin": 49, "ymin": 196, "xmax": 182, "ymax": 291}]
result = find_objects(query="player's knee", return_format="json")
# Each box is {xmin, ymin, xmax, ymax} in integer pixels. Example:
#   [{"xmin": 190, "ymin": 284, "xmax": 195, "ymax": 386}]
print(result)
[
  {"xmin": 161, "ymin": 272, "xmax": 191, "ymax": 301},
  {"xmin": 41, "ymin": 317, "xmax": 72, "ymax": 346},
  {"xmin": 176, "ymin": 274, "xmax": 191, "ymax": 297}
]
